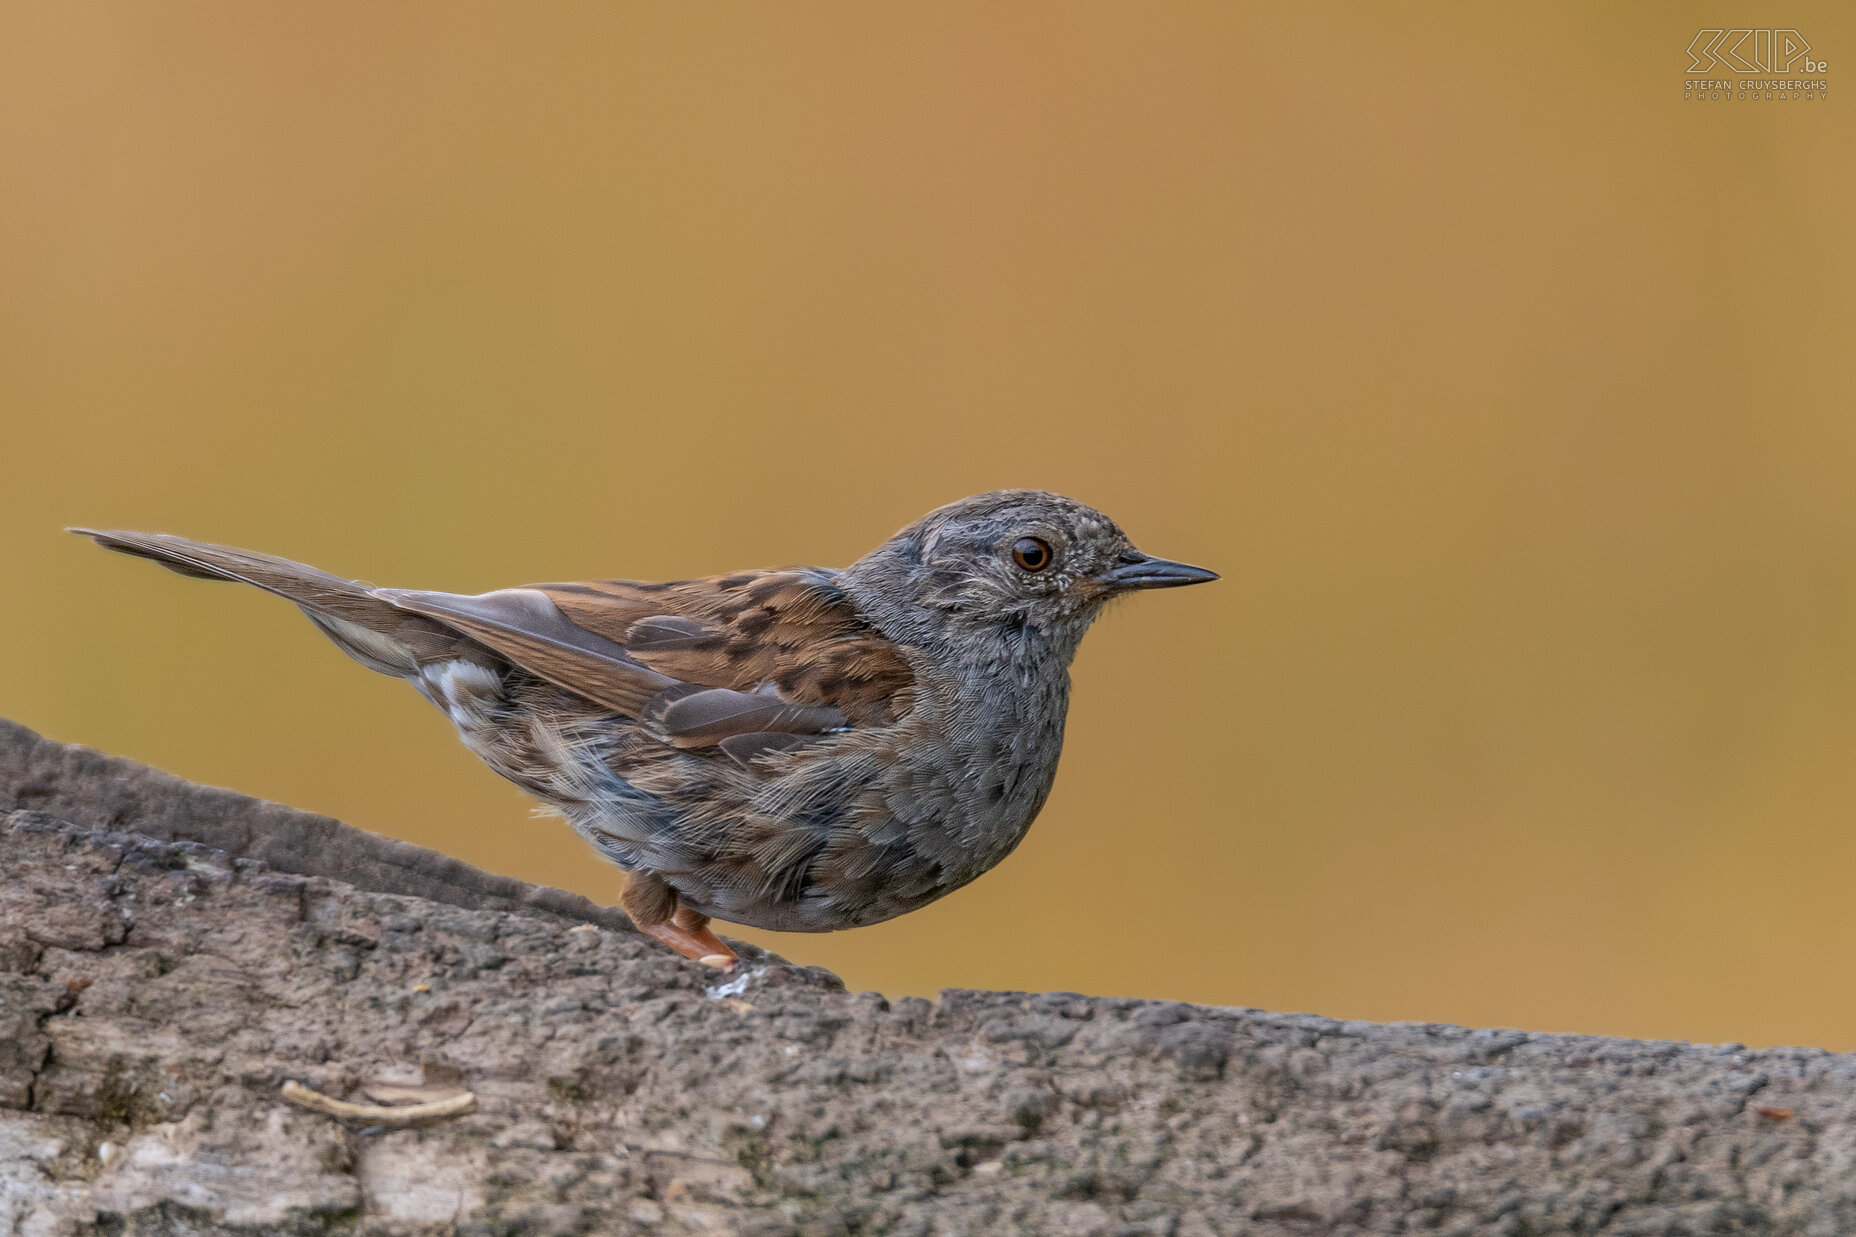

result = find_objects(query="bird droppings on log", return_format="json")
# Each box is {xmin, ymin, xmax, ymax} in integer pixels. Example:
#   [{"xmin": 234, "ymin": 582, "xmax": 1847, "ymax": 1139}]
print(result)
[{"xmin": 2, "ymin": 715, "xmax": 1854, "ymax": 1235}]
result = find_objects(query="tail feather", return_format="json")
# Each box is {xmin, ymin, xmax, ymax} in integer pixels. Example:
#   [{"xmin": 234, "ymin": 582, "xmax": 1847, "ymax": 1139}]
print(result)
[{"xmin": 72, "ymin": 528, "xmax": 485, "ymax": 676}]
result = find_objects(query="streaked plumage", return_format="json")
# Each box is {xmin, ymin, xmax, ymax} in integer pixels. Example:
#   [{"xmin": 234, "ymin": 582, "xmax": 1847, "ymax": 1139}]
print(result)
[{"xmin": 77, "ymin": 490, "xmax": 1216, "ymax": 966}]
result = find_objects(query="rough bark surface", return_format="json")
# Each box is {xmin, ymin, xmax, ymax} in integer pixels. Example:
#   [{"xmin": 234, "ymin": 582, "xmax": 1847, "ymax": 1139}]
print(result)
[{"xmin": 0, "ymin": 717, "xmax": 1849, "ymax": 1237}]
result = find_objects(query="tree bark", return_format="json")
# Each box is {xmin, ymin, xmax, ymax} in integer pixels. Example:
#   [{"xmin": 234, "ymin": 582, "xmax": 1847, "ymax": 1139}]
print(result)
[{"xmin": 0, "ymin": 718, "xmax": 1846, "ymax": 1236}]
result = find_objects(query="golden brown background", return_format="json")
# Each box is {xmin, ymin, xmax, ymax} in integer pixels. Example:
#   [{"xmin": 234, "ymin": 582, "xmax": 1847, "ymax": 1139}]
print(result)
[{"xmin": 3, "ymin": 4, "xmax": 1853, "ymax": 1048}]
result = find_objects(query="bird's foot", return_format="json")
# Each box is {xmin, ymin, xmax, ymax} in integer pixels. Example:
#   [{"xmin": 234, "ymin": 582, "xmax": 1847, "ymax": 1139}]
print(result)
[{"xmin": 638, "ymin": 918, "xmax": 739, "ymax": 970}]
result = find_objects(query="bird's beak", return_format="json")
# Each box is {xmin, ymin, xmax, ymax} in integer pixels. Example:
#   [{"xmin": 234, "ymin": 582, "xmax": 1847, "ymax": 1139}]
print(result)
[{"xmin": 1096, "ymin": 551, "xmax": 1220, "ymax": 591}]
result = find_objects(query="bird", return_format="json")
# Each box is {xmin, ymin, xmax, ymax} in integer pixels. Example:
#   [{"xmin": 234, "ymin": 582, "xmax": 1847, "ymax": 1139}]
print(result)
[{"xmin": 75, "ymin": 491, "xmax": 1216, "ymax": 969}]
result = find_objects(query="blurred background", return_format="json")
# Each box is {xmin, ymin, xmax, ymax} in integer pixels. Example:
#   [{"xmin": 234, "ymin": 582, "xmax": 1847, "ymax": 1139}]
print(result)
[{"xmin": 3, "ymin": 3, "xmax": 1853, "ymax": 1048}]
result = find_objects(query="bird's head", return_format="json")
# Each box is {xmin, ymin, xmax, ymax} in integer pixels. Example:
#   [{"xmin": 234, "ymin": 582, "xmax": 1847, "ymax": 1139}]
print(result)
[{"xmin": 842, "ymin": 490, "xmax": 1217, "ymax": 662}]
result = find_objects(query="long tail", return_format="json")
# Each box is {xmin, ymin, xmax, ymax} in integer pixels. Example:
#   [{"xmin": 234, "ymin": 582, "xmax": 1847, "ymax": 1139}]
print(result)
[{"xmin": 72, "ymin": 529, "xmax": 487, "ymax": 677}]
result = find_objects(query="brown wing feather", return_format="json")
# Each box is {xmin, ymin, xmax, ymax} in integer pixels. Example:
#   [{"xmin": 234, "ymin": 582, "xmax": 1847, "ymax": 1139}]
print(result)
[
  {"xmin": 378, "ymin": 570, "xmax": 915, "ymax": 752},
  {"xmin": 373, "ymin": 587, "xmax": 677, "ymax": 715},
  {"xmin": 537, "ymin": 571, "xmax": 915, "ymax": 727}
]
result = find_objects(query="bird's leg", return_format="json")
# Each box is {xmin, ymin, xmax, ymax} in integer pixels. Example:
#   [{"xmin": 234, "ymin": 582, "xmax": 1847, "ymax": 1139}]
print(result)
[
  {"xmin": 638, "ymin": 910, "xmax": 738, "ymax": 970},
  {"xmin": 619, "ymin": 873, "xmax": 738, "ymax": 970},
  {"xmin": 670, "ymin": 905, "xmax": 739, "ymax": 969}
]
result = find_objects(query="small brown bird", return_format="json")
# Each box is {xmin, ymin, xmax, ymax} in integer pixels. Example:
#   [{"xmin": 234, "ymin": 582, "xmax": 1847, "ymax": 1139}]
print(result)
[{"xmin": 77, "ymin": 491, "xmax": 1215, "ymax": 968}]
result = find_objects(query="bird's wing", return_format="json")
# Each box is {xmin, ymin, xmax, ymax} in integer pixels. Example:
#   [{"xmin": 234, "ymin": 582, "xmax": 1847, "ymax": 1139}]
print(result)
[{"xmin": 375, "ymin": 570, "xmax": 915, "ymax": 756}]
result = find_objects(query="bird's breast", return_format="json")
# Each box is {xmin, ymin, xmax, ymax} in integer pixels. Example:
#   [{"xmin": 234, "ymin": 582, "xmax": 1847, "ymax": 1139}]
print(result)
[{"xmin": 881, "ymin": 658, "xmax": 1073, "ymax": 876}]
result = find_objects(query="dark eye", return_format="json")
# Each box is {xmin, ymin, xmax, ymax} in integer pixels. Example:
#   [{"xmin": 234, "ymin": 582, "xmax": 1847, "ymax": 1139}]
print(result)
[{"xmin": 1011, "ymin": 537, "xmax": 1053, "ymax": 572}]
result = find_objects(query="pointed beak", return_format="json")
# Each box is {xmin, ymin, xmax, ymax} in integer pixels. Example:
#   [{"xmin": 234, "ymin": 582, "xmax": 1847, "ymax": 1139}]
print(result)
[{"xmin": 1096, "ymin": 551, "xmax": 1220, "ymax": 591}]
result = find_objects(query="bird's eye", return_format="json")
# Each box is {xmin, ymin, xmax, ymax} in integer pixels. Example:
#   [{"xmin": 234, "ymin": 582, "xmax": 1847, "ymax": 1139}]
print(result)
[{"xmin": 1011, "ymin": 537, "xmax": 1053, "ymax": 573}]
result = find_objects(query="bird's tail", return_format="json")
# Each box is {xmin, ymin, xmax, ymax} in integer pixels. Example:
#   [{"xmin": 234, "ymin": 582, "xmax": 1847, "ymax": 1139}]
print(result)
[{"xmin": 71, "ymin": 528, "xmax": 484, "ymax": 677}]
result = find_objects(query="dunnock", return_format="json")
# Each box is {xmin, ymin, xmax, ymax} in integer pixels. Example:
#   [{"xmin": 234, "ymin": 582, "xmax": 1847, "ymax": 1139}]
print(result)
[{"xmin": 77, "ymin": 491, "xmax": 1215, "ymax": 967}]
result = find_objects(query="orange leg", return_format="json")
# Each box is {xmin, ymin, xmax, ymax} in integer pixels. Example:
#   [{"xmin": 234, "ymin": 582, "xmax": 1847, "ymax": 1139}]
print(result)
[
  {"xmin": 621, "ymin": 874, "xmax": 738, "ymax": 969},
  {"xmin": 639, "ymin": 907, "xmax": 738, "ymax": 970}
]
